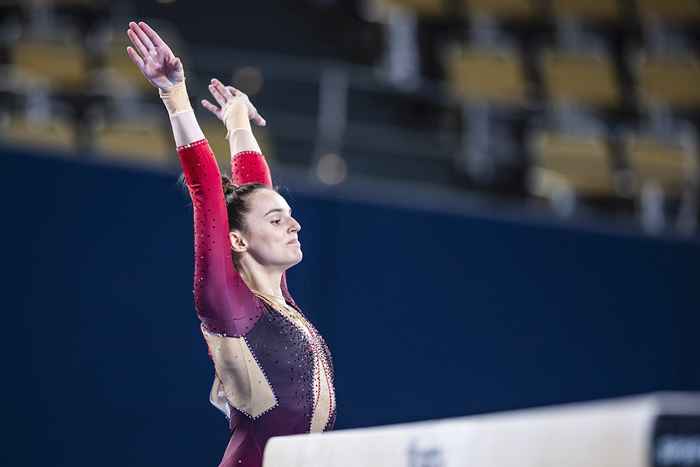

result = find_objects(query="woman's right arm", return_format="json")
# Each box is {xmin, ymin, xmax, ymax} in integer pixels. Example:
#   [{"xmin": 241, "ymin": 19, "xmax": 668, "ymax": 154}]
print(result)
[{"xmin": 126, "ymin": 21, "xmax": 261, "ymax": 336}]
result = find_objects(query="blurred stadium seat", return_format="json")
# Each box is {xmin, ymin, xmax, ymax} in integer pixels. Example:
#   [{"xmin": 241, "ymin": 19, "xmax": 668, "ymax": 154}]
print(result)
[
  {"xmin": 94, "ymin": 117, "xmax": 172, "ymax": 167},
  {"xmin": 529, "ymin": 131, "xmax": 616, "ymax": 199},
  {"xmin": 464, "ymin": 0, "xmax": 537, "ymax": 19},
  {"xmin": 380, "ymin": 0, "xmax": 446, "ymax": 16},
  {"xmin": 11, "ymin": 39, "xmax": 87, "ymax": 91},
  {"xmin": 636, "ymin": 0, "xmax": 700, "ymax": 23},
  {"xmin": 541, "ymin": 51, "xmax": 620, "ymax": 108},
  {"xmin": 446, "ymin": 48, "xmax": 527, "ymax": 104},
  {"xmin": 550, "ymin": 0, "xmax": 620, "ymax": 22},
  {"xmin": 635, "ymin": 55, "xmax": 700, "ymax": 109},
  {"xmin": 623, "ymin": 134, "xmax": 698, "ymax": 196},
  {"xmin": 1, "ymin": 115, "xmax": 76, "ymax": 153}
]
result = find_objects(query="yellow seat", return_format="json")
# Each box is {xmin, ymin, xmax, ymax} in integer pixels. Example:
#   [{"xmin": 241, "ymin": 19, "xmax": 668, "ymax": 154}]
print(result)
[
  {"xmin": 94, "ymin": 118, "xmax": 172, "ymax": 167},
  {"xmin": 464, "ymin": 0, "xmax": 536, "ymax": 19},
  {"xmin": 12, "ymin": 40, "xmax": 87, "ymax": 91},
  {"xmin": 550, "ymin": 0, "xmax": 620, "ymax": 21},
  {"xmin": 636, "ymin": 0, "xmax": 700, "ymax": 22},
  {"xmin": 381, "ymin": 0, "xmax": 446, "ymax": 16},
  {"xmin": 636, "ymin": 56, "xmax": 700, "ymax": 109},
  {"xmin": 529, "ymin": 131, "xmax": 615, "ymax": 197},
  {"xmin": 623, "ymin": 135, "xmax": 697, "ymax": 195},
  {"xmin": 1, "ymin": 116, "xmax": 76, "ymax": 154},
  {"xmin": 447, "ymin": 48, "xmax": 527, "ymax": 104},
  {"xmin": 542, "ymin": 51, "xmax": 620, "ymax": 108}
]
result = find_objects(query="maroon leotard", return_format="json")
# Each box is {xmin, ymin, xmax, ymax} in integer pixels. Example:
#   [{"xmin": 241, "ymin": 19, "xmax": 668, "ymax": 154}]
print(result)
[{"xmin": 178, "ymin": 140, "xmax": 336, "ymax": 467}]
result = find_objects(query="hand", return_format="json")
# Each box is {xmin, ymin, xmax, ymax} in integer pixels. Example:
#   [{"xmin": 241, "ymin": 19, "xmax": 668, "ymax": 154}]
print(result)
[
  {"xmin": 126, "ymin": 21, "xmax": 184, "ymax": 91},
  {"xmin": 201, "ymin": 79, "xmax": 267, "ymax": 127}
]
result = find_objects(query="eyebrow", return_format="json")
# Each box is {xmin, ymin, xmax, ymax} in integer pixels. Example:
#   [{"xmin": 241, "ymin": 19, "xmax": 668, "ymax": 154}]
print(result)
[{"xmin": 264, "ymin": 208, "xmax": 291, "ymax": 217}]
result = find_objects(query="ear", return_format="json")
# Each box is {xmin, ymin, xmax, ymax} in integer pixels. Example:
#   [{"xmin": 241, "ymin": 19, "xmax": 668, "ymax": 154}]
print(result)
[{"xmin": 229, "ymin": 230, "xmax": 248, "ymax": 253}]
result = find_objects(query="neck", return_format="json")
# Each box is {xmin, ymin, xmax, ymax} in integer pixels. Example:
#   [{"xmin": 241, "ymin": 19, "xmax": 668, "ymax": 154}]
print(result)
[{"xmin": 237, "ymin": 256, "xmax": 285, "ymax": 302}]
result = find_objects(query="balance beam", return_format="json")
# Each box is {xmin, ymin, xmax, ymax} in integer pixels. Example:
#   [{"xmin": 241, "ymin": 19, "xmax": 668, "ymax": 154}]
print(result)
[{"xmin": 263, "ymin": 392, "xmax": 700, "ymax": 467}]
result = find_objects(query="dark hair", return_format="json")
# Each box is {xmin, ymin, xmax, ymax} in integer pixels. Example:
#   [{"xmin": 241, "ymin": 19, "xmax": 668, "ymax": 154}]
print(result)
[{"xmin": 221, "ymin": 176, "xmax": 269, "ymax": 232}]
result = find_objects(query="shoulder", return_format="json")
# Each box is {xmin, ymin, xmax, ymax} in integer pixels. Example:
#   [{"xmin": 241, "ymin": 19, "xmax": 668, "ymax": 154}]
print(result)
[{"xmin": 200, "ymin": 295, "xmax": 267, "ymax": 338}]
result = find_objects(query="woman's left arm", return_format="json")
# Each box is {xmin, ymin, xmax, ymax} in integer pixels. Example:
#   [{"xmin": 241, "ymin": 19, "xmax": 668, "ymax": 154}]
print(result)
[
  {"xmin": 203, "ymin": 80, "xmax": 296, "ymax": 302},
  {"xmin": 202, "ymin": 79, "xmax": 272, "ymax": 187}
]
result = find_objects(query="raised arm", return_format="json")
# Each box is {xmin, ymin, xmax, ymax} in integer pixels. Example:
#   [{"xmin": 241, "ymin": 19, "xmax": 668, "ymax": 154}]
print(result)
[
  {"xmin": 202, "ymin": 81, "xmax": 297, "ymax": 305},
  {"xmin": 202, "ymin": 79, "xmax": 272, "ymax": 186},
  {"xmin": 126, "ymin": 21, "xmax": 260, "ymax": 335}
]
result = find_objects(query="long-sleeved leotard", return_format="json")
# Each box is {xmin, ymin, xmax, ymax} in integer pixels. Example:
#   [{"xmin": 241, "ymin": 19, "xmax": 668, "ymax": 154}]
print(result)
[{"xmin": 178, "ymin": 138, "xmax": 336, "ymax": 467}]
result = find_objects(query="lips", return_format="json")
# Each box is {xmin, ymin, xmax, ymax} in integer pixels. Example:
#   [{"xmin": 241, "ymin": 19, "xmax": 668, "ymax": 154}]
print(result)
[{"xmin": 287, "ymin": 239, "xmax": 300, "ymax": 246}]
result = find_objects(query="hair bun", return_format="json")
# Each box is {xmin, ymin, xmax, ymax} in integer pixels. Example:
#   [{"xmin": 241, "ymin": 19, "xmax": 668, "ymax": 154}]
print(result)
[{"xmin": 221, "ymin": 176, "xmax": 237, "ymax": 197}]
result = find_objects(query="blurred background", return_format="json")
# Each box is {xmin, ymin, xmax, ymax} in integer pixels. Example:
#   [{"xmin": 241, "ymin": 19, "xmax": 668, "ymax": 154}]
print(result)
[{"xmin": 3, "ymin": 0, "xmax": 699, "ymax": 466}]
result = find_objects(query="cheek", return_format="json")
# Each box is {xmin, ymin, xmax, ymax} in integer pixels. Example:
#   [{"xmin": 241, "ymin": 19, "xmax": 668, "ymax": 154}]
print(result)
[{"xmin": 249, "ymin": 226, "xmax": 285, "ymax": 249}]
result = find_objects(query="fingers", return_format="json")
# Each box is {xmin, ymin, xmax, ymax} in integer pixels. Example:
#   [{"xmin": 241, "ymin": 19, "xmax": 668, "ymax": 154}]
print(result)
[
  {"xmin": 201, "ymin": 99, "xmax": 221, "ymax": 118},
  {"xmin": 139, "ymin": 21, "xmax": 172, "ymax": 54},
  {"xmin": 126, "ymin": 46, "xmax": 145, "ymax": 70},
  {"xmin": 208, "ymin": 79, "xmax": 234, "ymax": 108},
  {"xmin": 167, "ymin": 55, "xmax": 183, "ymax": 73},
  {"xmin": 208, "ymin": 79, "xmax": 268, "ymax": 126},
  {"xmin": 129, "ymin": 21, "xmax": 156, "ymax": 55},
  {"xmin": 246, "ymin": 100, "xmax": 265, "ymax": 126},
  {"xmin": 208, "ymin": 84, "xmax": 227, "ymax": 108},
  {"xmin": 212, "ymin": 79, "xmax": 234, "ymax": 99},
  {"xmin": 224, "ymin": 84, "xmax": 267, "ymax": 126},
  {"xmin": 250, "ymin": 104, "xmax": 266, "ymax": 126},
  {"xmin": 127, "ymin": 28, "xmax": 149, "ymax": 59}
]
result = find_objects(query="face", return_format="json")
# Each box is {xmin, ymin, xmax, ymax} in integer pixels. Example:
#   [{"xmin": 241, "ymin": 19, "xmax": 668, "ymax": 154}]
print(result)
[{"xmin": 230, "ymin": 189, "xmax": 302, "ymax": 269}]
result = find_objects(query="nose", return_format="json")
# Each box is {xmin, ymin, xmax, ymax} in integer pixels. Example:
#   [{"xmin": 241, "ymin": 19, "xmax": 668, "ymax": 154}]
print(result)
[{"xmin": 289, "ymin": 216, "xmax": 301, "ymax": 233}]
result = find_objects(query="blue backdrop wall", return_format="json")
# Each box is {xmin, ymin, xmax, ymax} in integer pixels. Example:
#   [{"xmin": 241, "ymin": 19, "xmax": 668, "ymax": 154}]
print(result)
[{"xmin": 5, "ymin": 148, "xmax": 699, "ymax": 466}]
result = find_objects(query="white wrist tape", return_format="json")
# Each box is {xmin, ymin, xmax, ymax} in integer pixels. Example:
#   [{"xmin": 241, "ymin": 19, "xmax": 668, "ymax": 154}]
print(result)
[
  {"xmin": 229, "ymin": 128, "xmax": 262, "ymax": 154},
  {"xmin": 159, "ymin": 81, "xmax": 192, "ymax": 116},
  {"xmin": 221, "ymin": 100, "xmax": 250, "ymax": 138},
  {"xmin": 170, "ymin": 110, "xmax": 205, "ymax": 147}
]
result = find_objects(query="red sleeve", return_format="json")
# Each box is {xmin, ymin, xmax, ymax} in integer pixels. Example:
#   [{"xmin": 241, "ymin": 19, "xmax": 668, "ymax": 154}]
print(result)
[
  {"xmin": 178, "ymin": 140, "xmax": 262, "ymax": 336},
  {"xmin": 231, "ymin": 150, "xmax": 273, "ymax": 187}
]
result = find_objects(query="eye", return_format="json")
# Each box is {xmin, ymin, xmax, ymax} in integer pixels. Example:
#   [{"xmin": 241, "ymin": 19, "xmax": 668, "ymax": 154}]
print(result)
[{"xmin": 271, "ymin": 219, "xmax": 281, "ymax": 225}]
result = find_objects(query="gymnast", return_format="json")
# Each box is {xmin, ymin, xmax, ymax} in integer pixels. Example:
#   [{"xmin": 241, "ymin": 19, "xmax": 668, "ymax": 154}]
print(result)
[{"xmin": 126, "ymin": 21, "xmax": 336, "ymax": 467}]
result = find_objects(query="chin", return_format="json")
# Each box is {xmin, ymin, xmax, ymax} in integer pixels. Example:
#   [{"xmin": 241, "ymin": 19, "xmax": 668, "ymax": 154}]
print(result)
[{"xmin": 280, "ymin": 252, "xmax": 303, "ymax": 270}]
